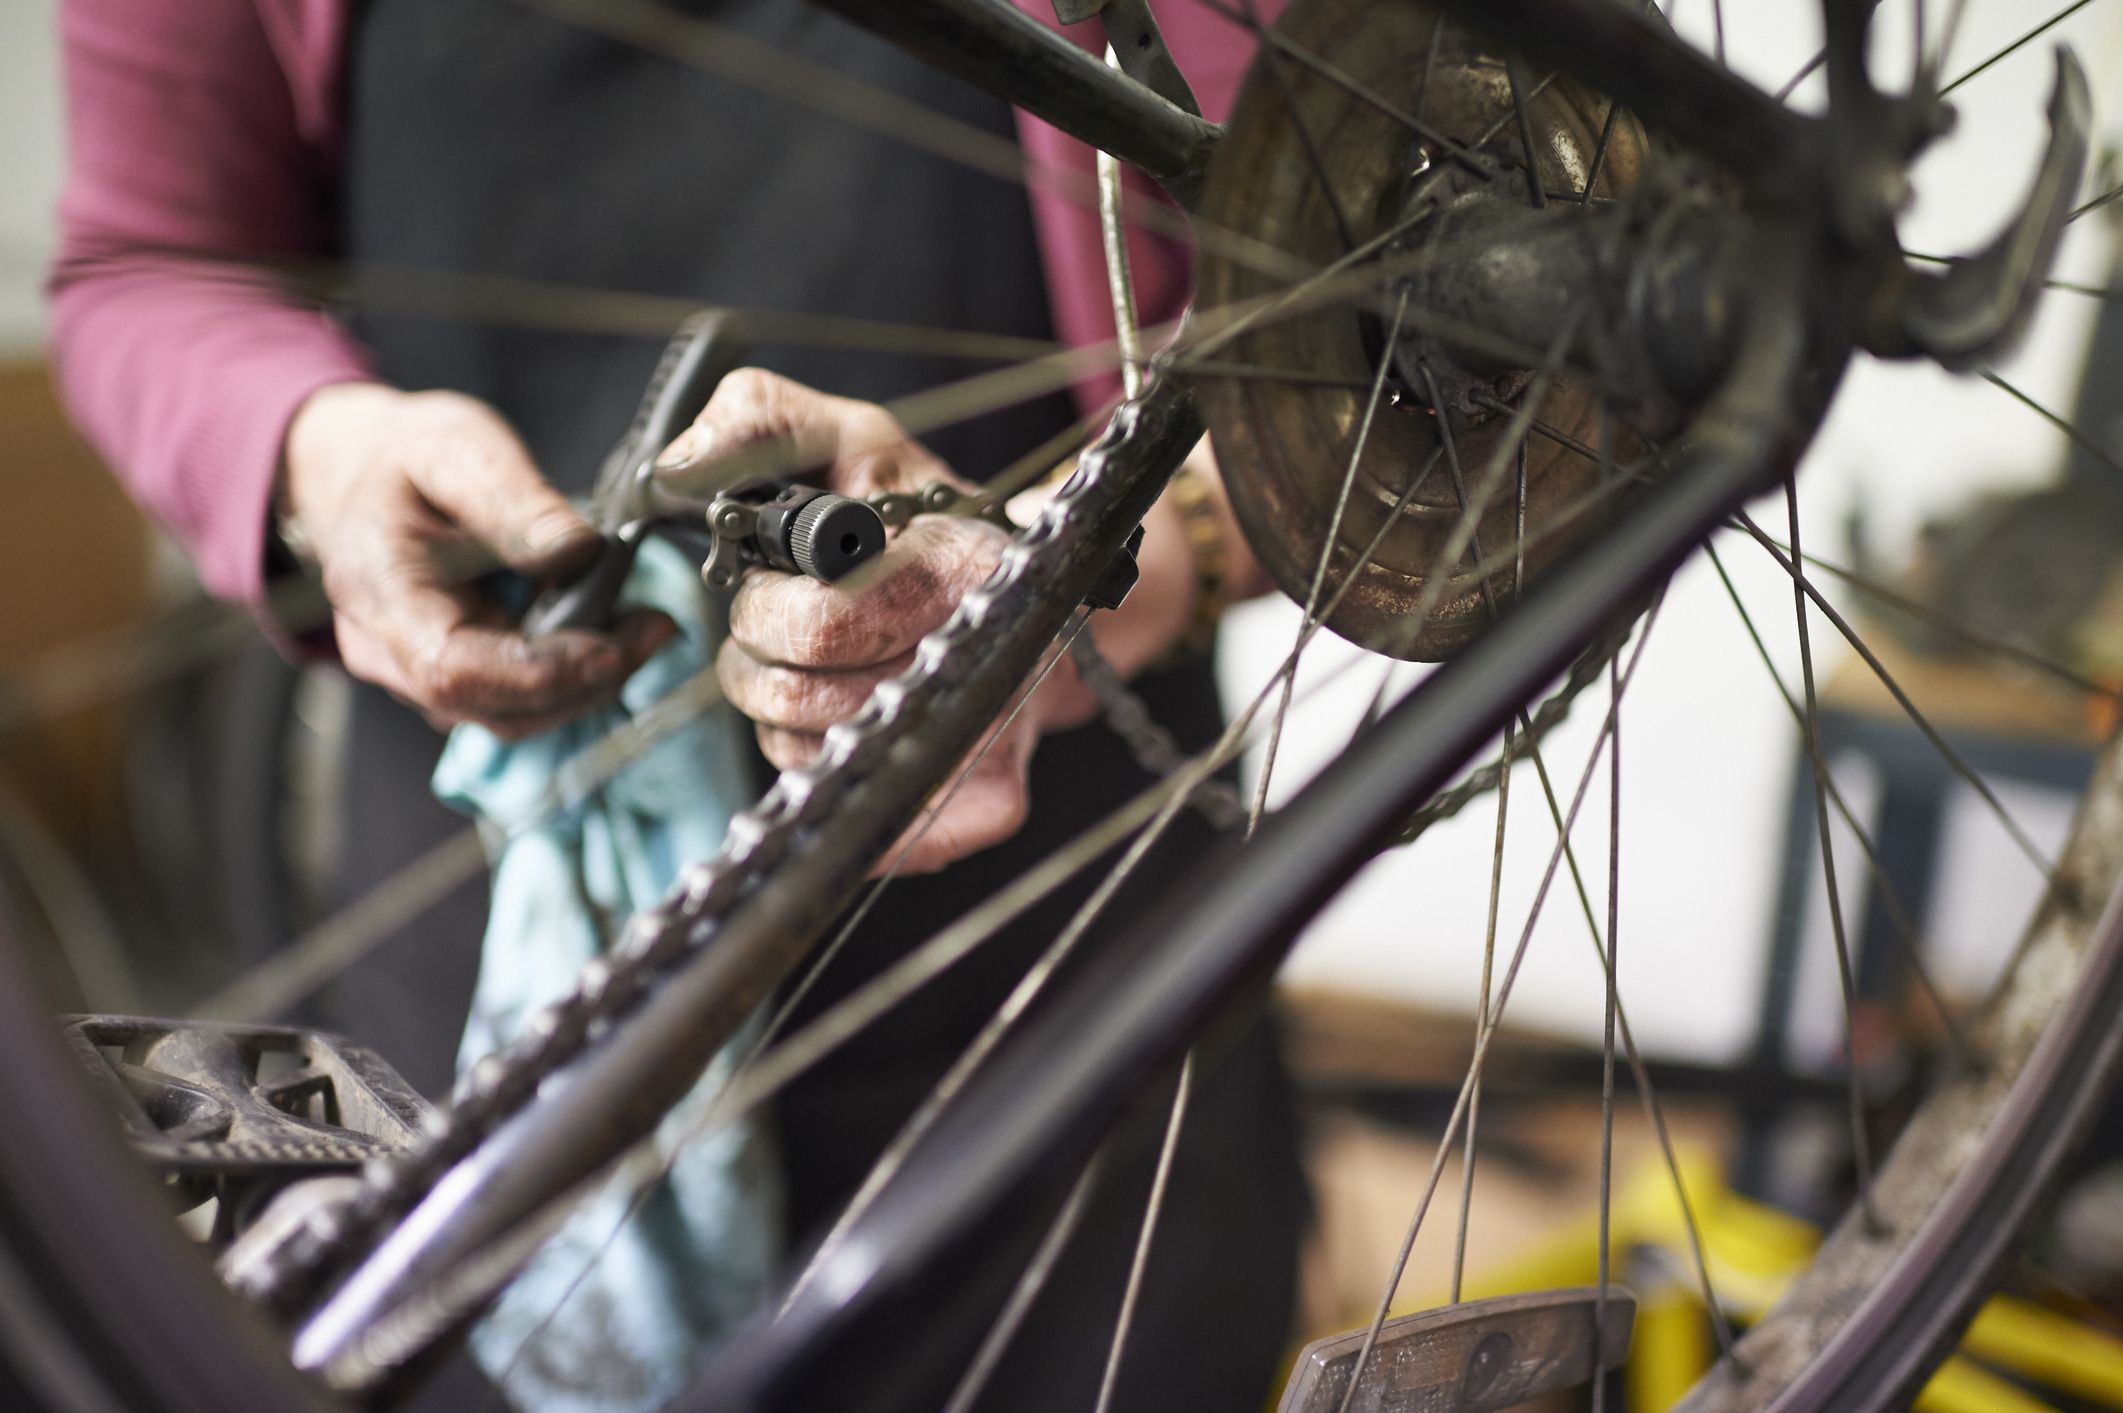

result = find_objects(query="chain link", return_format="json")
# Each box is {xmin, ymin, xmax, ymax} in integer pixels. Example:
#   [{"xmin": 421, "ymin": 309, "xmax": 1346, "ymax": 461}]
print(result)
[
  {"xmin": 1068, "ymin": 635, "xmax": 1247, "ymax": 830},
  {"xmin": 1385, "ymin": 627, "xmax": 1628, "ymax": 849},
  {"xmin": 879, "ymin": 482, "xmax": 1243, "ymax": 826}
]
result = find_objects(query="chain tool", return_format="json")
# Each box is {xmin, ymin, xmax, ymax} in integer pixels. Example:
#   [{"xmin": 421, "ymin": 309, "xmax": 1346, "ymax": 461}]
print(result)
[{"xmin": 526, "ymin": 310, "xmax": 1207, "ymax": 820}]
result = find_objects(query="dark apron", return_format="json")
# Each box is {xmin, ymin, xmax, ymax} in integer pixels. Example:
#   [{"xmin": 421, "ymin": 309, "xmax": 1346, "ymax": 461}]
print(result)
[{"xmin": 332, "ymin": 4, "xmax": 1306, "ymax": 1408}]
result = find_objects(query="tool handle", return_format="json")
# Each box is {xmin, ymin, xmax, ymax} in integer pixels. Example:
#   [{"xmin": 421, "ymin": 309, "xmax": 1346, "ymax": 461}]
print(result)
[
  {"xmin": 632, "ymin": 311, "xmax": 751, "ymax": 468},
  {"xmin": 519, "ymin": 526, "xmax": 643, "ymax": 639},
  {"xmin": 525, "ymin": 313, "xmax": 751, "ymax": 637}
]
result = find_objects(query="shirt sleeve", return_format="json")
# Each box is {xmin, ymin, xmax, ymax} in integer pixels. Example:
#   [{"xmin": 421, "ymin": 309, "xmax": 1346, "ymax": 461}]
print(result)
[
  {"xmin": 1014, "ymin": 0, "xmax": 1269, "ymax": 415},
  {"xmin": 47, "ymin": 0, "xmax": 373, "ymax": 606}
]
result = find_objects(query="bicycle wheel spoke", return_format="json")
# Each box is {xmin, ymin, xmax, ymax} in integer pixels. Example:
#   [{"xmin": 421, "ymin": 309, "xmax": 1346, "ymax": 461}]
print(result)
[
  {"xmin": 1734, "ymin": 511, "xmax": 2059, "ymax": 878},
  {"xmin": 1904, "ymin": 251, "xmax": 2123, "ymax": 303},
  {"xmin": 1941, "ymin": 0, "xmax": 2099, "ymax": 95},
  {"xmin": 1449, "ymin": 717, "xmax": 1513, "ymax": 1304},
  {"xmin": 1469, "ymin": 392, "xmax": 1658, "ymax": 494},
  {"xmin": 1776, "ymin": 47, "xmax": 1827, "ymax": 101},
  {"xmin": 0, "ymin": 601, "xmax": 260, "ymax": 734},
  {"xmin": 1505, "ymin": 59, "xmax": 1550, "ymax": 208},
  {"xmin": 1982, "ymin": 370, "xmax": 2123, "ymax": 478},
  {"xmin": 1192, "ymin": 0, "xmax": 1495, "ymax": 178},
  {"xmin": 1447, "ymin": 432, "xmax": 1533, "ymax": 1304},
  {"xmin": 1521, "ymin": 394, "xmax": 2111, "ymax": 703},
  {"xmin": 1589, "ymin": 670, "xmax": 1622, "ymax": 1413},
  {"xmin": 1912, "ymin": 0, "xmax": 1928, "ymax": 89},
  {"xmin": 1416, "ymin": 9, "xmax": 1448, "ymax": 123},
  {"xmin": 1178, "ymin": 360, "xmax": 1376, "ymax": 389},
  {"xmin": 2036, "ymin": 275, "xmax": 2118, "ymax": 299},
  {"xmin": 1783, "ymin": 478, "xmax": 1882, "ymax": 1226},
  {"xmin": 1515, "ymin": 716, "xmax": 1744, "ymax": 1370},
  {"xmin": 1581, "ymin": 102, "xmax": 1622, "ymax": 203},
  {"xmin": 1244, "ymin": 0, "xmax": 1359, "ymax": 251},
  {"xmin": 1099, "ymin": 89, "xmax": 1147, "ymax": 402},
  {"xmin": 940, "ymin": 1153, "xmax": 1106, "ymax": 1413},
  {"xmin": 1357, "ymin": 304, "xmax": 1587, "ymax": 692},
  {"xmin": 2068, "ymin": 179, "xmax": 2123, "ymax": 224},
  {"xmin": 1590, "ymin": 408, "xmax": 1624, "ymax": 1413},
  {"xmin": 67, "ymin": 243, "xmax": 1070, "ymax": 364},
  {"xmin": 504, "ymin": 0, "xmax": 1332, "ymax": 298},
  {"xmin": 1930, "ymin": 0, "xmax": 1973, "ymax": 89},
  {"xmin": 1251, "ymin": 289, "xmax": 1412, "ymax": 835},
  {"xmin": 0, "ymin": 778, "xmax": 141, "ymax": 1010},
  {"xmin": 1335, "ymin": 595, "xmax": 1665, "ymax": 1413},
  {"xmin": 1759, "ymin": 535, "xmax": 2118, "ymax": 699},
  {"xmin": 986, "ymin": 410, "xmax": 1111, "ymax": 504},
  {"xmin": 1090, "ymin": 1052, "xmax": 1195, "ymax": 1413},
  {"xmin": 1705, "ymin": 543, "xmax": 1971, "ymax": 1061}
]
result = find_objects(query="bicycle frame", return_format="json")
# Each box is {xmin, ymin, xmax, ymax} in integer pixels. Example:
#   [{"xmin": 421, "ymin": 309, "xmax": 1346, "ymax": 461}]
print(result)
[
  {"xmin": 810, "ymin": 0, "xmax": 1220, "ymax": 204},
  {"xmin": 808, "ymin": 0, "xmax": 1815, "ymax": 211}
]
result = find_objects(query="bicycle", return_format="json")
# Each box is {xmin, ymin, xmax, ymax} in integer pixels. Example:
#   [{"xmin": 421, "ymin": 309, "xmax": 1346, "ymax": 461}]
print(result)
[{"xmin": 5, "ymin": 0, "xmax": 2123, "ymax": 1410}]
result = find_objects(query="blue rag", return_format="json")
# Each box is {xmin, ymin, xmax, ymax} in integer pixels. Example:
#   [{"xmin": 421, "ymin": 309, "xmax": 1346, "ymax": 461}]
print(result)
[{"xmin": 433, "ymin": 538, "xmax": 781, "ymax": 1413}]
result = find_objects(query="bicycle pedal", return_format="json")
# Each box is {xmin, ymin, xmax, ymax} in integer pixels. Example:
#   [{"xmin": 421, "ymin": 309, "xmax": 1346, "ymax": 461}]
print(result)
[
  {"xmin": 1277, "ymin": 1287, "xmax": 1635, "ymax": 1413},
  {"xmin": 63, "ymin": 1015, "xmax": 431, "ymax": 1182}
]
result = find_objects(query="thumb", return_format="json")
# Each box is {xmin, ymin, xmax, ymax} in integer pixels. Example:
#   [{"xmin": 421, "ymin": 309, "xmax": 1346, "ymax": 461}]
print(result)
[{"xmin": 404, "ymin": 395, "xmax": 599, "ymax": 575}]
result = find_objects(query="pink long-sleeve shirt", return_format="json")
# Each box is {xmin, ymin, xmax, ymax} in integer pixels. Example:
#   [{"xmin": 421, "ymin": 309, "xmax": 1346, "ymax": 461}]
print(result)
[{"xmin": 49, "ymin": 0, "xmax": 1260, "ymax": 607}]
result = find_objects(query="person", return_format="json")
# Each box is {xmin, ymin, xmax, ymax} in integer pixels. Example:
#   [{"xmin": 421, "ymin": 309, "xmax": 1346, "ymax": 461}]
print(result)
[{"xmin": 50, "ymin": 1, "xmax": 1308, "ymax": 1409}]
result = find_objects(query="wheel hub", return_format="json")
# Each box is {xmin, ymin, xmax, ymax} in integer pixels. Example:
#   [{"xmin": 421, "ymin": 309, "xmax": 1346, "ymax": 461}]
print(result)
[{"xmin": 1193, "ymin": 0, "xmax": 1650, "ymax": 660}]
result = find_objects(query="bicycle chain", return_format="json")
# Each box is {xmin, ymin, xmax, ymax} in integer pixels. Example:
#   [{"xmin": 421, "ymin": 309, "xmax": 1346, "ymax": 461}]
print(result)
[
  {"xmin": 864, "ymin": 479, "xmax": 1016, "ymax": 533},
  {"xmin": 240, "ymin": 383, "xmax": 1204, "ymax": 1315},
  {"xmin": 1384, "ymin": 626, "xmax": 1626, "ymax": 848},
  {"xmin": 867, "ymin": 481, "xmax": 1246, "ymax": 828},
  {"xmin": 1068, "ymin": 635, "xmax": 1248, "ymax": 829}
]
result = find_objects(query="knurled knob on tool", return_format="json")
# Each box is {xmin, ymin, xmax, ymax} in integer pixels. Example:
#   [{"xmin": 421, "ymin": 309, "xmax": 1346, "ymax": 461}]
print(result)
[{"xmin": 756, "ymin": 485, "xmax": 888, "ymax": 582}]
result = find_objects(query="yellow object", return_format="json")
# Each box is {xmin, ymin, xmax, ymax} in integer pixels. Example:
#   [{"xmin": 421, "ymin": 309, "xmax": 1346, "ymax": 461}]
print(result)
[
  {"xmin": 1377, "ymin": 1145, "xmax": 2123, "ymax": 1410},
  {"xmin": 1920, "ymin": 1356, "xmax": 2059, "ymax": 1413},
  {"xmin": 1963, "ymin": 1295, "xmax": 2123, "ymax": 1406},
  {"xmin": 1629, "ymin": 1282, "xmax": 1711, "ymax": 1413}
]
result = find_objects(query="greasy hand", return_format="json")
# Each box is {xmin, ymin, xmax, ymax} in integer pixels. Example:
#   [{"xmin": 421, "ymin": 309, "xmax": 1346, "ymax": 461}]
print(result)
[
  {"xmin": 283, "ymin": 384, "xmax": 672, "ymax": 739},
  {"xmin": 665, "ymin": 369, "xmax": 1096, "ymax": 874}
]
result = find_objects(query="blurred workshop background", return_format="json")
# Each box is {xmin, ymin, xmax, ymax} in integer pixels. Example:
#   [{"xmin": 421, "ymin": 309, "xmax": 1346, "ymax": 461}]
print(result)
[{"xmin": 5, "ymin": 3, "xmax": 2123, "ymax": 1408}]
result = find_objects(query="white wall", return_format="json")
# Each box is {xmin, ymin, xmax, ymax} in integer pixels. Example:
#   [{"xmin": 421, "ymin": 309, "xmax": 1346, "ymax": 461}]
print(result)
[
  {"xmin": 1228, "ymin": 0, "xmax": 2123, "ymax": 1063},
  {"xmin": 0, "ymin": 0, "xmax": 62, "ymax": 354}
]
